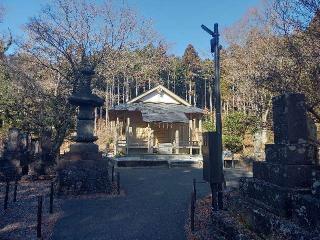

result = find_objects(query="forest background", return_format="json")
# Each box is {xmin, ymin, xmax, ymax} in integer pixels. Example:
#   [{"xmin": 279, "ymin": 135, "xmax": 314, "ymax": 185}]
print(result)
[{"xmin": 0, "ymin": 0, "xmax": 319, "ymax": 159}]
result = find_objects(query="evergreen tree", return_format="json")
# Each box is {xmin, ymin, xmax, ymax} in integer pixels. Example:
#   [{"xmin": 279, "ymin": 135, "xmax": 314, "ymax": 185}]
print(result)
[{"xmin": 182, "ymin": 44, "xmax": 201, "ymax": 105}]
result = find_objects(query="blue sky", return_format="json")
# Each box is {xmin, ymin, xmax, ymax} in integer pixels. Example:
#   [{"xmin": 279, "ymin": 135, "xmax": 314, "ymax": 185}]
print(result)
[{"xmin": 1, "ymin": 0, "xmax": 261, "ymax": 57}]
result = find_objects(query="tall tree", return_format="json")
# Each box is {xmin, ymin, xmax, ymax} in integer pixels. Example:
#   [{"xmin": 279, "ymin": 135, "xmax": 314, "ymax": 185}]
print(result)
[{"xmin": 182, "ymin": 44, "xmax": 201, "ymax": 105}]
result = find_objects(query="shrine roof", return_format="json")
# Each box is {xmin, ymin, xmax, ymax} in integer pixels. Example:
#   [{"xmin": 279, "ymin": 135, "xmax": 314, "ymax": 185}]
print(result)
[{"xmin": 109, "ymin": 102, "xmax": 203, "ymax": 123}]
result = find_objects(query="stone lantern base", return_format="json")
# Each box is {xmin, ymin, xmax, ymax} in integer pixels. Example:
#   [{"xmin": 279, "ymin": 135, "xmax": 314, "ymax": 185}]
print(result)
[
  {"xmin": 56, "ymin": 143, "xmax": 111, "ymax": 195},
  {"xmin": 63, "ymin": 142, "xmax": 103, "ymax": 161}
]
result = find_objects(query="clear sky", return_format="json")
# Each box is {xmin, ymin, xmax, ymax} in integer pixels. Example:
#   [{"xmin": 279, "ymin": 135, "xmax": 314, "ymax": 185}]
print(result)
[{"xmin": 1, "ymin": 0, "xmax": 261, "ymax": 57}]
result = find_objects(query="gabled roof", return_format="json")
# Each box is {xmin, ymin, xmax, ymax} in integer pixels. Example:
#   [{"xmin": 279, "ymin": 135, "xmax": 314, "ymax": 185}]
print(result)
[
  {"xmin": 110, "ymin": 102, "xmax": 203, "ymax": 123},
  {"xmin": 127, "ymin": 85, "xmax": 191, "ymax": 106}
]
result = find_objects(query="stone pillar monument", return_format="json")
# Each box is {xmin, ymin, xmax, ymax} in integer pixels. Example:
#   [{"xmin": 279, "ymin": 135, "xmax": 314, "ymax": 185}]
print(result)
[
  {"xmin": 56, "ymin": 62, "xmax": 111, "ymax": 195},
  {"xmin": 238, "ymin": 93, "xmax": 320, "ymax": 238},
  {"xmin": 1, "ymin": 128, "xmax": 20, "ymax": 180}
]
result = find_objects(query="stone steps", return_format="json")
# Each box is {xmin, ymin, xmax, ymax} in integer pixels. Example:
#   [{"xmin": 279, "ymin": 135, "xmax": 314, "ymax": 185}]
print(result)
[{"xmin": 111, "ymin": 154, "xmax": 202, "ymax": 167}]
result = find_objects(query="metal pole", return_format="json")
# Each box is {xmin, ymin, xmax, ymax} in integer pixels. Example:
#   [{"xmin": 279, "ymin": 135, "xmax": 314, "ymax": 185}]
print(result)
[
  {"xmin": 190, "ymin": 191, "xmax": 195, "ymax": 231},
  {"xmin": 112, "ymin": 165, "xmax": 114, "ymax": 182},
  {"xmin": 202, "ymin": 22, "xmax": 224, "ymax": 211},
  {"xmin": 37, "ymin": 196, "xmax": 43, "ymax": 238},
  {"xmin": 49, "ymin": 182, "xmax": 54, "ymax": 214},
  {"xmin": 213, "ymin": 23, "xmax": 224, "ymax": 211},
  {"xmin": 13, "ymin": 179, "xmax": 18, "ymax": 202},
  {"xmin": 193, "ymin": 178, "xmax": 197, "ymax": 201},
  {"xmin": 117, "ymin": 172, "xmax": 120, "ymax": 195},
  {"xmin": 213, "ymin": 23, "xmax": 222, "ymax": 172},
  {"xmin": 4, "ymin": 181, "xmax": 9, "ymax": 210}
]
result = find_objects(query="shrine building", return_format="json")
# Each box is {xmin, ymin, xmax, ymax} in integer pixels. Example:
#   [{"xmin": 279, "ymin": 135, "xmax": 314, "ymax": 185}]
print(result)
[{"xmin": 108, "ymin": 85, "xmax": 204, "ymax": 158}]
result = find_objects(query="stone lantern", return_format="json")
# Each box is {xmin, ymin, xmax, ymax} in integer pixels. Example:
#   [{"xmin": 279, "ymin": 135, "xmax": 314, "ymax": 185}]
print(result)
[{"xmin": 56, "ymin": 61, "xmax": 111, "ymax": 195}]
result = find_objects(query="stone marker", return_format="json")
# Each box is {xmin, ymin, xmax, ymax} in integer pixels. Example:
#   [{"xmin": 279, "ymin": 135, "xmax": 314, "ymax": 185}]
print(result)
[
  {"xmin": 0, "ymin": 128, "xmax": 23, "ymax": 181},
  {"xmin": 19, "ymin": 132, "xmax": 31, "ymax": 175},
  {"xmin": 238, "ymin": 93, "xmax": 320, "ymax": 238},
  {"xmin": 56, "ymin": 60, "xmax": 111, "ymax": 195},
  {"xmin": 33, "ymin": 128, "xmax": 54, "ymax": 176}
]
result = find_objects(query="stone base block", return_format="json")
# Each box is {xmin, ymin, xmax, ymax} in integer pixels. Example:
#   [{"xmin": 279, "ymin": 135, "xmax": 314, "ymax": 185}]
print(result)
[
  {"xmin": 0, "ymin": 151, "xmax": 22, "ymax": 181},
  {"xmin": 69, "ymin": 142, "xmax": 99, "ymax": 153},
  {"xmin": 229, "ymin": 195, "xmax": 319, "ymax": 239},
  {"xmin": 253, "ymin": 161, "xmax": 313, "ymax": 188},
  {"xmin": 312, "ymin": 167, "xmax": 320, "ymax": 197},
  {"xmin": 265, "ymin": 143, "xmax": 316, "ymax": 165},
  {"xmin": 0, "ymin": 157, "xmax": 21, "ymax": 181},
  {"xmin": 239, "ymin": 177, "xmax": 310, "ymax": 217},
  {"xmin": 64, "ymin": 143, "xmax": 102, "ymax": 161},
  {"xmin": 56, "ymin": 159, "xmax": 111, "ymax": 195},
  {"xmin": 292, "ymin": 194, "xmax": 320, "ymax": 229}
]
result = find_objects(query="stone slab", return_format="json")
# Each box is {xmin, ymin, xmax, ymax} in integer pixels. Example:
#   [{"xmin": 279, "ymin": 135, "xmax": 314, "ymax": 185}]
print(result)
[
  {"xmin": 69, "ymin": 142, "xmax": 99, "ymax": 153},
  {"xmin": 253, "ymin": 161, "xmax": 313, "ymax": 188},
  {"xmin": 272, "ymin": 93, "xmax": 308, "ymax": 144},
  {"xmin": 230, "ymin": 195, "xmax": 319, "ymax": 239},
  {"xmin": 265, "ymin": 143, "xmax": 316, "ymax": 165},
  {"xmin": 239, "ymin": 177, "xmax": 310, "ymax": 217},
  {"xmin": 292, "ymin": 194, "xmax": 320, "ymax": 229},
  {"xmin": 64, "ymin": 143, "xmax": 102, "ymax": 161},
  {"xmin": 312, "ymin": 167, "xmax": 320, "ymax": 197}
]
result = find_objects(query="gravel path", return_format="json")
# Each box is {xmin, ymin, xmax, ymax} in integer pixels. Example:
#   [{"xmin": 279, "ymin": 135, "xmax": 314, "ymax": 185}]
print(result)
[
  {"xmin": 52, "ymin": 167, "xmax": 251, "ymax": 240},
  {"xmin": 0, "ymin": 180, "xmax": 63, "ymax": 240}
]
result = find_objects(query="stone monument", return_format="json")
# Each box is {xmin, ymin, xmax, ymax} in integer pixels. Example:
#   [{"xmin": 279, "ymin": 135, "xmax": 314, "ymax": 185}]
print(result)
[
  {"xmin": 19, "ymin": 132, "xmax": 31, "ymax": 175},
  {"xmin": 33, "ymin": 128, "xmax": 54, "ymax": 176},
  {"xmin": 238, "ymin": 93, "xmax": 320, "ymax": 238},
  {"xmin": 0, "ymin": 128, "xmax": 24, "ymax": 180},
  {"xmin": 206, "ymin": 93, "xmax": 320, "ymax": 239},
  {"xmin": 56, "ymin": 61, "xmax": 111, "ymax": 195}
]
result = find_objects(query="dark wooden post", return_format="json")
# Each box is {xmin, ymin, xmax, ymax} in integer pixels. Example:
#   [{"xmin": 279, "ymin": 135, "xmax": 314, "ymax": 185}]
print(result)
[
  {"xmin": 4, "ymin": 181, "xmax": 9, "ymax": 210},
  {"xmin": 117, "ymin": 172, "xmax": 120, "ymax": 195},
  {"xmin": 111, "ymin": 165, "xmax": 114, "ymax": 182},
  {"xmin": 49, "ymin": 182, "xmax": 54, "ymax": 214},
  {"xmin": 190, "ymin": 191, "xmax": 195, "ymax": 232},
  {"xmin": 37, "ymin": 196, "xmax": 43, "ymax": 238},
  {"xmin": 13, "ymin": 179, "xmax": 18, "ymax": 202},
  {"xmin": 193, "ymin": 178, "xmax": 197, "ymax": 201}
]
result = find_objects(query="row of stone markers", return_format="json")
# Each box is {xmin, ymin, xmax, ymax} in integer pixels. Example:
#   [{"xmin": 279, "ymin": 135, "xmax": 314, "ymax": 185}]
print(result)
[
  {"xmin": 1, "ymin": 60, "xmax": 112, "ymax": 197},
  {"xmin": 0, "ymin": 128, "xmax": 54, "ymax": 182}
]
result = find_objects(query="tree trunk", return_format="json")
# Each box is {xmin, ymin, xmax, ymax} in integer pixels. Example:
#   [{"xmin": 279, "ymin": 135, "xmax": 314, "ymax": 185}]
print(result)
[
  {"xmin": 94, "ymin": 107, "xmax": 98, "ymax": 134},
  {"xmin": 105, "ymin": 90, "xmax": 108, "ymax": 127},
  {"xmin": 209, "ymin": 85, "xmax": 213, "ymax": 114},
  {"xmin": 189, "ymin": 78, "xmax": 192, "ymax": 104},
  {"xmin": 135, "ymin": 78, "xmax": 138, "ymax": 97},
  {"xmin": 204, "ymin": 78, "xmax": 207, "ymax": 109},
  {"xmin": 117, "ymin": 78, "xmax": 120, "ymax": 105},
  {"xmin": 126, "ymin": 76, "xmax": 129, "ymax": 102},
  {"xmin": 122, "ymin": 79, "xmax": 125, "ymax": 103},
  {"xmin": 111, "ymin": 75, "xmax": 115, "ymax": 107}
]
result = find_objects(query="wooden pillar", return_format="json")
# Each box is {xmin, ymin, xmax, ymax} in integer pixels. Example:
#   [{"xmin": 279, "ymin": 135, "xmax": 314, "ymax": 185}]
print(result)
[
  {"xmin": 199, "ymin": 119, "xmax": 202, "ymax": 155},
  {"xmin": 114, "ymin": 117, "xmax": 119, "ymax": 155},
  {"xmin": 175, "ymin": 127, "xmax": 179, "ymax": 154},
  {"xmin": 189, "ymin": 119, "xmax": 193, "ymax": 155},
  {"xmin": 126, "ymin": 117, "xmax": 130, "ymax": 155},
  {"xmin": 147, "ymin": 123, "xmax": 151, "ymax": 153}
]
